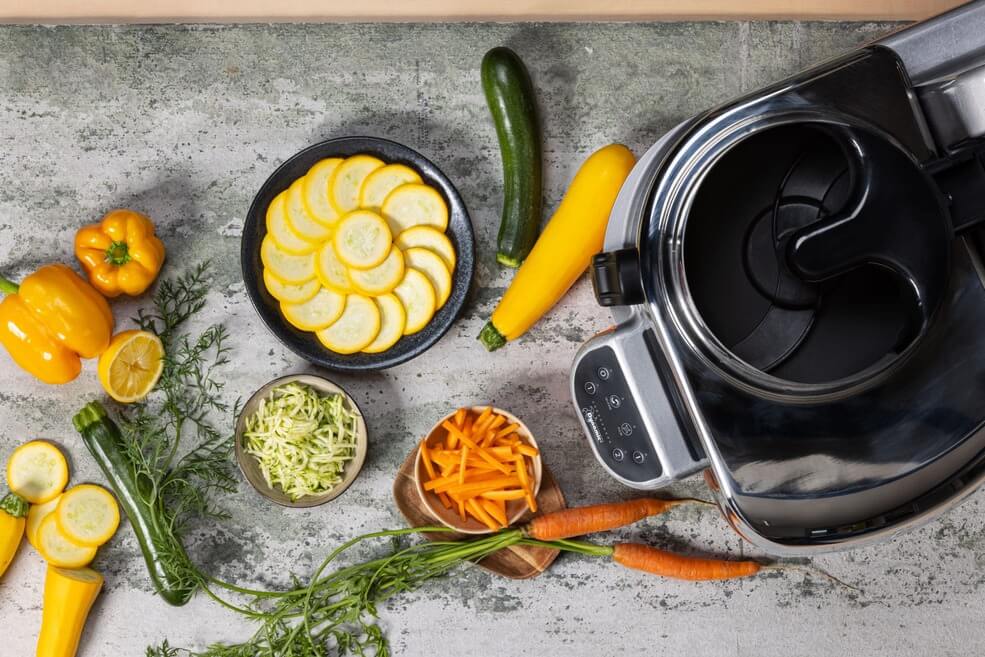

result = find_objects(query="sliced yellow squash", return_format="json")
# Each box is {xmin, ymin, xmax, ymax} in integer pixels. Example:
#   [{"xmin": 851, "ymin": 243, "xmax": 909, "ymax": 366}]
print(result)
[
  {"xmin": 363, "ymin": 294, "xmax": 407, "ymax": 353},
  {"xmin": 267, "ymin": 191, "xmax": 316, "ymax": 255},
  {"xmin": 6, "ymin": 440, "xmax": 68, "ymax": 504},
  {"xmin": 349, "ymin": 247, "xmax": 405, "ymax": 296},
  {"xmin": 285, "ymin": 178, "xmax": 332, "ymax": 243},
  {"xmin": 316, "ymin": 241, "xmax": 354, "ymax": 293},
  {"xmin": 302, "ymin": 158, "xmax": 344, "ymax": 226},
  {"xmin": 404, "ymin": 248, "xmax": 452, "ymax": 308},
  {"xmin": 263, "ymin": 268, "xmax": 320, "ymax": 304},
  {"xmin": 329, "ymin": 155, "xmax": 385, "ymax": 214},
  {"xmin": 395, "ymin": 226, "xmax": 456, "ymax": 271},
  {"xmin": 55, "ymin": 484, "xmax": 120, "ymax": 548},
  {"xmin": 360, "ymin": 164, "xmax": 422, "ymax": 210},
  {"xmin": 261, "ymin": 235, "xmax": 316, "ymax": 284},
  {"xmin": 36, "ymin": 514, "xmax": 96, "ymax": 568},
  {"xmin": 316, "ymin": 295, "xmax": 381, "ymax": 354},
  {"xmin": 281, "ymin": 288, "xmax": 346, "ymax": 331},
  {"xmin": 381, "ymin": 183, "xmax": 449, "ymax": 234},
  {"xmin": 393, "ymin": 268, "xmax": 436, "ymax": 335},
  {"xmin": 333, "ymin": 210, "xmax": 392, "ymax": 270},
  {"xmin": 26, "ymin": 495, "xmax": 61, "ymax": 550}
]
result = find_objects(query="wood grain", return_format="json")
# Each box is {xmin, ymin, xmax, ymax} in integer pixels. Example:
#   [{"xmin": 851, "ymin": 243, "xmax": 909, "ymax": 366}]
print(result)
[{"xmin": 0, "ymin": 0, "xmax": 962, "ymax": 22}]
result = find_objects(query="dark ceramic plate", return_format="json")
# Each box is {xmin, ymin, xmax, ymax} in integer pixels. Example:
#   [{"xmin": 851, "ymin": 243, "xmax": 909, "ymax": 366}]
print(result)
[{"xmin": 242, "ymin": 136, "xmax": 475, "ymax": 371}]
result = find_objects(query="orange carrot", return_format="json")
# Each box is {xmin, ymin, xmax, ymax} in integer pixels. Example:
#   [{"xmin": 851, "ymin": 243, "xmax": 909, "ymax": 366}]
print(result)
[
  {"xmin": 494, "ymin": 423, "xmax": 519, "ymax": 440},
  {"xmin": 437, "ymin": 492, "xmax": 453, "ymax": 509},
  {"xmin": 612, "ymin": 543, "xmax": 761, "ymax": 580},
  {"xmin": 419, "ymin": 441, "xmax": 438, "ymax": 480},
  {"xmin": 442, "ymin": 422, "xmax": 511, "ymax": 474},
  {"xmin": 481, "ymin": 497, "xmax": 508, "ymax": 526},
  {"xmin": 467, "ymin": 498, "xmax": 500, "ymax": 531},
  {"xmin": 443, "ymin": 476, "xmax": 522, "ymax": 496},
  {"xmin": 480, "ymin": 489, "xmax": 526, "ymax": 501},
  {"xmin": 514, "ymin": 454, "xmax": 536, "ymax": 513},
  {"xmin": 458, "ymin": 445, "xmax": 468, "ymax": 485},
  {"xmin": 515, "ymin": 444, "xmax": 539, "ymax": 458},
  {"xmin": 526, "ymin": 498, "xmax": 698, "ymax": 541},
  {"xmin": 454, "ymin": 408, "xmax": 466, "ymax": 428},
  {"xmin": 457, "ymin": 498, "xmax": 466, "ymax": 521}
]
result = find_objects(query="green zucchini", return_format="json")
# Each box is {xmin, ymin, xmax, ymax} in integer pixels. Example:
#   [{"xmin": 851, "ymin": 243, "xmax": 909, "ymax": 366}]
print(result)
[
  {"xmin": 481, "ymin": 46, "xmax": 543, "ymax": 268},
  {"xmin": 72, "ymin": 401, "xmax": 197, "ymax": 606}
]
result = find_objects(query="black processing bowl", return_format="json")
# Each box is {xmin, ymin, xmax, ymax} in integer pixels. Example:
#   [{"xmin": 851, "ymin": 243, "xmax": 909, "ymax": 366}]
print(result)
[{"xmin": 241, "ymin": 136, "xmax": 475, "ymax": 371}]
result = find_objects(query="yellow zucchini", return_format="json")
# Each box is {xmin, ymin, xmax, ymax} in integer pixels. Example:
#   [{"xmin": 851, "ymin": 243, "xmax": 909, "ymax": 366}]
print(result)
[
  {"xmin": 0, "ymin": 492, "xmax": 27, "ymax": 579},
  {"xmin": 332, "ymin": 210, "xmax": 392, "ymax": 270},
  {"xmin": 37, "ymin": 565, "xmax": 103, "ymax": 657},
  {"xmin": 478, "ymin": 144, "xmax": 636, "ymax": 350},
  {"xmin": 393, "ymin": 268, "xmax": 436, "ymax": 335},
  {"xmin": 315, "ymin": 295, "xmax": 380, "ymax": 354},
  {"xmin": 362, "ymin": 294, "xmax": 407, "ymax": 353},
  {"xmin": 403, "ymin": 248, "xmax": 451, "ymax": 308},
  {"xmin": 349, "ymin": 246, "xmax": 405, "ymax": 296},
  {"xmin": 6, "ymin": 440, "xmax": 69, "ymax": 504}
]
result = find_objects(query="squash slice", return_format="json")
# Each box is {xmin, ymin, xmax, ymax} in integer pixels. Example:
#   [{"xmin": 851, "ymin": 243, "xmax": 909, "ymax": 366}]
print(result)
[
  {"xmin": 316, "ymin": 295, "xmax": 380, "ymax": 354},
  {"xmin": 263, "ymin": 268, "xmax": 320, "ymax": 304},
  {"xmin": 36, "ymin": 515, "xmax": 96, "ymax": 568},
  {"xmin": 349, "ymin": 246, "xmax": 405, "ymax": 296},
  {"xmin": 26, "ymin": 495, "xmax": 61, "ymax": 550},
  {"xmin": 381, "ymin": 183, "xmax": 449, "ymax": 234},
  {"xmin": 332, "ymin": 210, "xmax": 392, "ymax": 270},
  {"xmin": 329, "ymin": 155, "xmax": 384, "ymax": 214},
  {"xmin": 302, "ymin": 158, "xmax": 343, "ymax": 226},
  {"xmin": 404, "ymin": 247, "xmax": 452, "ymax": 307},
  {"xmin": 285, "ymin": 178, "xmax": 333, "ymax": 243},
  {"xmin": 396, "ymin": 226, "xmax": 456, "ymax": 271},
  {"xmin": 267, "ymin": 191, "xmax": 316, "ymax": 255},
  {"xmin": 281, "ymin": 288, "xmax": 346, "ymax": 331},
  {"xmin": 393, "ymin": 268, "xmax": 436, "ymax": 335},
  {"xmin": 363, "ymin": 294, "xmax": 406, "ymax": 353},
  {"xmin": 316, "ymin": 241, "xmax": 354, "ymax": 293},
  {"xmin": 261, "ymin": 235, "xmax": 317, "ymax": 284},
  {"xmin": 6, "ymin": 440, "xmax": 68, "ymax": 504},
  {"xmin": 55, "ymin": 484, "xmax": 120, "ymax": 547},
  {"xmin": 360, "ymin": 164, "xmax": 422, "ymax": 209}
]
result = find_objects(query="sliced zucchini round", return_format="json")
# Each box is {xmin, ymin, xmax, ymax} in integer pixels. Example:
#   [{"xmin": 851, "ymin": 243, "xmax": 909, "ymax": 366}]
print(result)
[
  {"xmin": 316, "ymin": 240, "xmax": 354, "ymax": 293},
  {"xmin": 360, "ymin": 164, "xmax": 422, "ymax": 209},
  {"xmin": 26, "ymin": 494, "xmax": 61, "ymax": 550},
  {"xmin": 404, "ymin": 248, "xmax": 452, "ymax": 308},
  {"xmin": 267, "ymin": 191, "xmax": 316, "ymax": 255},
  {"xmin": 55, "ymin": 484, "xmax": 120, "ymax": 547},
  {"xmin": 6, "ymin": 440, "xmax": 68, "ymax": 504},
  {"xmin": 395, "ymin": 226, "xmax": 457, "ymax": 271},
  {"xmin": 381, "ymin": 183, "xmax": 449, "ymax": 234},
  {"xmin": 316, "ymin": 294, "xmax": 381, "ymax": 354},
  {"xmin": 261, "ymin": 235, "xmax": 317, "ymax": 284},
  {"xmin": 332, "ymin": 210, "xmax": 393, "ymax": 270},
  {"xmin": 349, "ymin": 247, "xmax": 405, "ymax": 296},
  {"xmin": 329, "ymin": 154, "xmax": 385, "ymax": 214},
  {"xmin": 302, "ymin": 158, "xmax": 343, "ymax": 226},
  {"xmin": 363, "ymin": 294, "xmax": 407, "ymax": 353},
  {"xmin": 281, "ymin": 288, "xmax": 346, "ymax": 331},
  {"xmin": 285, "ymin": 178, "xmax": 333, "ymax": 242},
  {"xmin": 263, "ymin": 268, "xmax": 320, "ymax": 304},
  {"xmin": 393, "ymin": 268, "xmax": 436, "ymax": 335},
  {"xmin": 36, "ymin": 514, "xmax": 96, "ymax": 568}
]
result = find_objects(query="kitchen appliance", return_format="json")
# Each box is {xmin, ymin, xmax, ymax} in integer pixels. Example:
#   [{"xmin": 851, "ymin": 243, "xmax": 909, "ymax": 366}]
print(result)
[{"xmin": 572, "ymin": 0, "xmax": 985, "ymax": 554}]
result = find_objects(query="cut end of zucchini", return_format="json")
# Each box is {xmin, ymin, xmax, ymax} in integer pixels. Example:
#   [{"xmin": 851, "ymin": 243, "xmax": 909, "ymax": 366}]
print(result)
[
  {"xmin": 0, "ymin": 492, "xmax": 28, "ymax": 518},
  {"xmin": 496, "ymin": 252, "xmax": 523, "ymax": 269},
  {"xmin": 6, "ymin": 440, "xmax": 69, "ymax": 504},
  {"xmin": 478, "ymin": 322, "xmax": 507, "ymax": 351}
]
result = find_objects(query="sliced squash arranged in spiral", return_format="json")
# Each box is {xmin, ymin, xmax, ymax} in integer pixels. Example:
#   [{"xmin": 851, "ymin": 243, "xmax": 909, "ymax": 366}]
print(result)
[{"xmin": 260, "ymin": 153, "xmax": 457, "ymax": 355}]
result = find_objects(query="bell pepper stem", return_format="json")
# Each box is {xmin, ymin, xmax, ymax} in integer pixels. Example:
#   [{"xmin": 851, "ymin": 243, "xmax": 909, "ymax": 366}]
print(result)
[{"xmin": 0, "ymin": 276, "xmax": 19, "ymax": 295}]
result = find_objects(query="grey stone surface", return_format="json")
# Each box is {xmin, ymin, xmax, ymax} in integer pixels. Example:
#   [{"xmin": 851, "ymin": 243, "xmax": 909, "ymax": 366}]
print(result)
[{"xmin": 3, "ymin": 20, "xmax": 982, "ymax": 657}]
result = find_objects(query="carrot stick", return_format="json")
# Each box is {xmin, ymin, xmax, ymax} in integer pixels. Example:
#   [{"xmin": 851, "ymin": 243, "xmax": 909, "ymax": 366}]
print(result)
[
  {"xmin": 454, "ymin": 408, "xmax": 467, "ymax": 428},
  {"xmin": 419, "ymin": 441, "xmax": 438, "ymax": 480},
  {"xmin": 526, "ymin": 498, "xmax": 703, "ymax": 541},
  {"xmin": 480, "ymin": 489, "xmax": 526, "ymax": 501},
  {"xmin": 467, "ymin": 498, "xmax": 500, "ymax": 531},
  {"xmin": 494, "ymin": 423, "xmax": 520, "ymax": 440},
  {"xmin": 458, "ymin": 445, "xmax": 468, "ymax": 485},
  {"xmin": 442, "ymin": 422, "xmax": 511, "ymax": 474},
  {"xmin": 514, "ymin": 454, "xmax": 537, "ymax": 513},
  {"xmin": 442, "ymin": 476, "xmax": 522, "ymax": 496},
  {"xmin": 481, "ymin": 498, "xmax": 508, "ymax": 526},
  {"xmin": 457, "ymin": 498, "xmax": 466, "ymax": 521},
  {"xmin": 612, "ymin": 543, "xmax": 761, "ymax": 580},
  {"xmin": 437, "ymin": 492, "xmax": 453, "ymax": 509},
  {"xmin": 515, "ymin": 444, "xmax": 539, "ymax": 458}
]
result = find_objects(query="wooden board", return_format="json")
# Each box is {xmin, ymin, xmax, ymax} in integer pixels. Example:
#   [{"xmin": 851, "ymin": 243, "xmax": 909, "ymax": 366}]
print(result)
[
  {"xmin": 393, "ymin": 446, "xmax": 566, "ymax": 579},
  {"xmin": 0, "ymin": 0, "xmax": 963, "ymax": 22}
]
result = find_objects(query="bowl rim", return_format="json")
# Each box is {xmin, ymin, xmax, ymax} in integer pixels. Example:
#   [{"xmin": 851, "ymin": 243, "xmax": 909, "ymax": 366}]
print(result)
[
  {"xmin": 234, "ymin": 373, "xmax": 368, "ymax": 508},
  {"xmin": 240, "ymin": 135, "xmax": 475, "ymax": 372},
  {"xmin": 414, "ymin": 406, "xmax": 542, "ymax": 534}
]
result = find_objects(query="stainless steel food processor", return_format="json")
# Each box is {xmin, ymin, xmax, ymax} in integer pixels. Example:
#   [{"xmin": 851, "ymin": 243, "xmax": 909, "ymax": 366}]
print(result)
[{"xmin": 571, "ymin": 0, "xmax": 985, "ymax": 555}]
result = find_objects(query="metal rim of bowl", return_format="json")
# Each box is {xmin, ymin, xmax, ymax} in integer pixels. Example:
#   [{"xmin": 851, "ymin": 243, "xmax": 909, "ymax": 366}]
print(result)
[
  {"xmin": 234, "ymin": 373, "xmax": 368, "ymax": 508},
  {"xmin": 414, "ymin": 406, "xmax": 542, "ymax": 534},
  {"xmin": 240, "ymin": 135, "xmax": 476, "ymax": 372}
]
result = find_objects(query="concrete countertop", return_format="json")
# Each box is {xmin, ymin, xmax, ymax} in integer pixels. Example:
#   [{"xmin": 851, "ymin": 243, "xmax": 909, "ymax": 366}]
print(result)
[{"xmin": 1, "ymin": 21, "xmax": 983, "ymax": 657}]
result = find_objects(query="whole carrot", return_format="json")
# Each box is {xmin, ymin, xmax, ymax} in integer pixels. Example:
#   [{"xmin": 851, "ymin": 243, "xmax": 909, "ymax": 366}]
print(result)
[
  {"xmin": 526, "ymin": 497, "xmax": 708, "ymax": 541},
  {"xmin": 612, "ymin": 543, "xmax": 761, "ymax": 581}
]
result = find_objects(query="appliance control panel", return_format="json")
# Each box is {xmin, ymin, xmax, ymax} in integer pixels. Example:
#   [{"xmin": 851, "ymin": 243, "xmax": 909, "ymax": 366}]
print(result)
[{"xmin": 573, "ymin": 345, "xmax": 661, "ymax": 482}]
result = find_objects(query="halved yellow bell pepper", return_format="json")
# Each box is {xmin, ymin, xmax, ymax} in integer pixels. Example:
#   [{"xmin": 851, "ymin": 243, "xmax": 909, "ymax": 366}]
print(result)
[
  {"xmin": 0, "ymin": 264, "xmax": 114, "ymax": 384},
  {"xmin": 75, "ymin": 209, "xmax": 165, "ymax": 297},
  {"xmin": 0, "ymin": 491, "xmax": 28, "ymax": 579}
]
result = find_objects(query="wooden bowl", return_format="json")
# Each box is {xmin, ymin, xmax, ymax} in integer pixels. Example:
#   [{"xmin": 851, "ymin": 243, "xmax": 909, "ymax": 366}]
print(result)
[
  {"xmin": 235, "ymin": 374, "xmax": 368, "ymax": 507},
  {"xmin": 414, "ymin": 406, "xmax": 542, "ymax": 534}
]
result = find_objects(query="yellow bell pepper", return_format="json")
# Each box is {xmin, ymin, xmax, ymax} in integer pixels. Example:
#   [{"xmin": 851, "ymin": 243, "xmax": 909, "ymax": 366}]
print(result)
[
  {"xmin": 75, "ymin": 209, "xmax": 165, "ymax": 297},
  {"xmin": 0, "ymin": 491, "xmax": 28, "ymax": 579},
  {"xmin": 37, "ymin": 566, "xmax": 104, "ymax": 657},
  {"xmin": 0, "ymin": 264, "xmax": 114, "ymax": 384}
]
